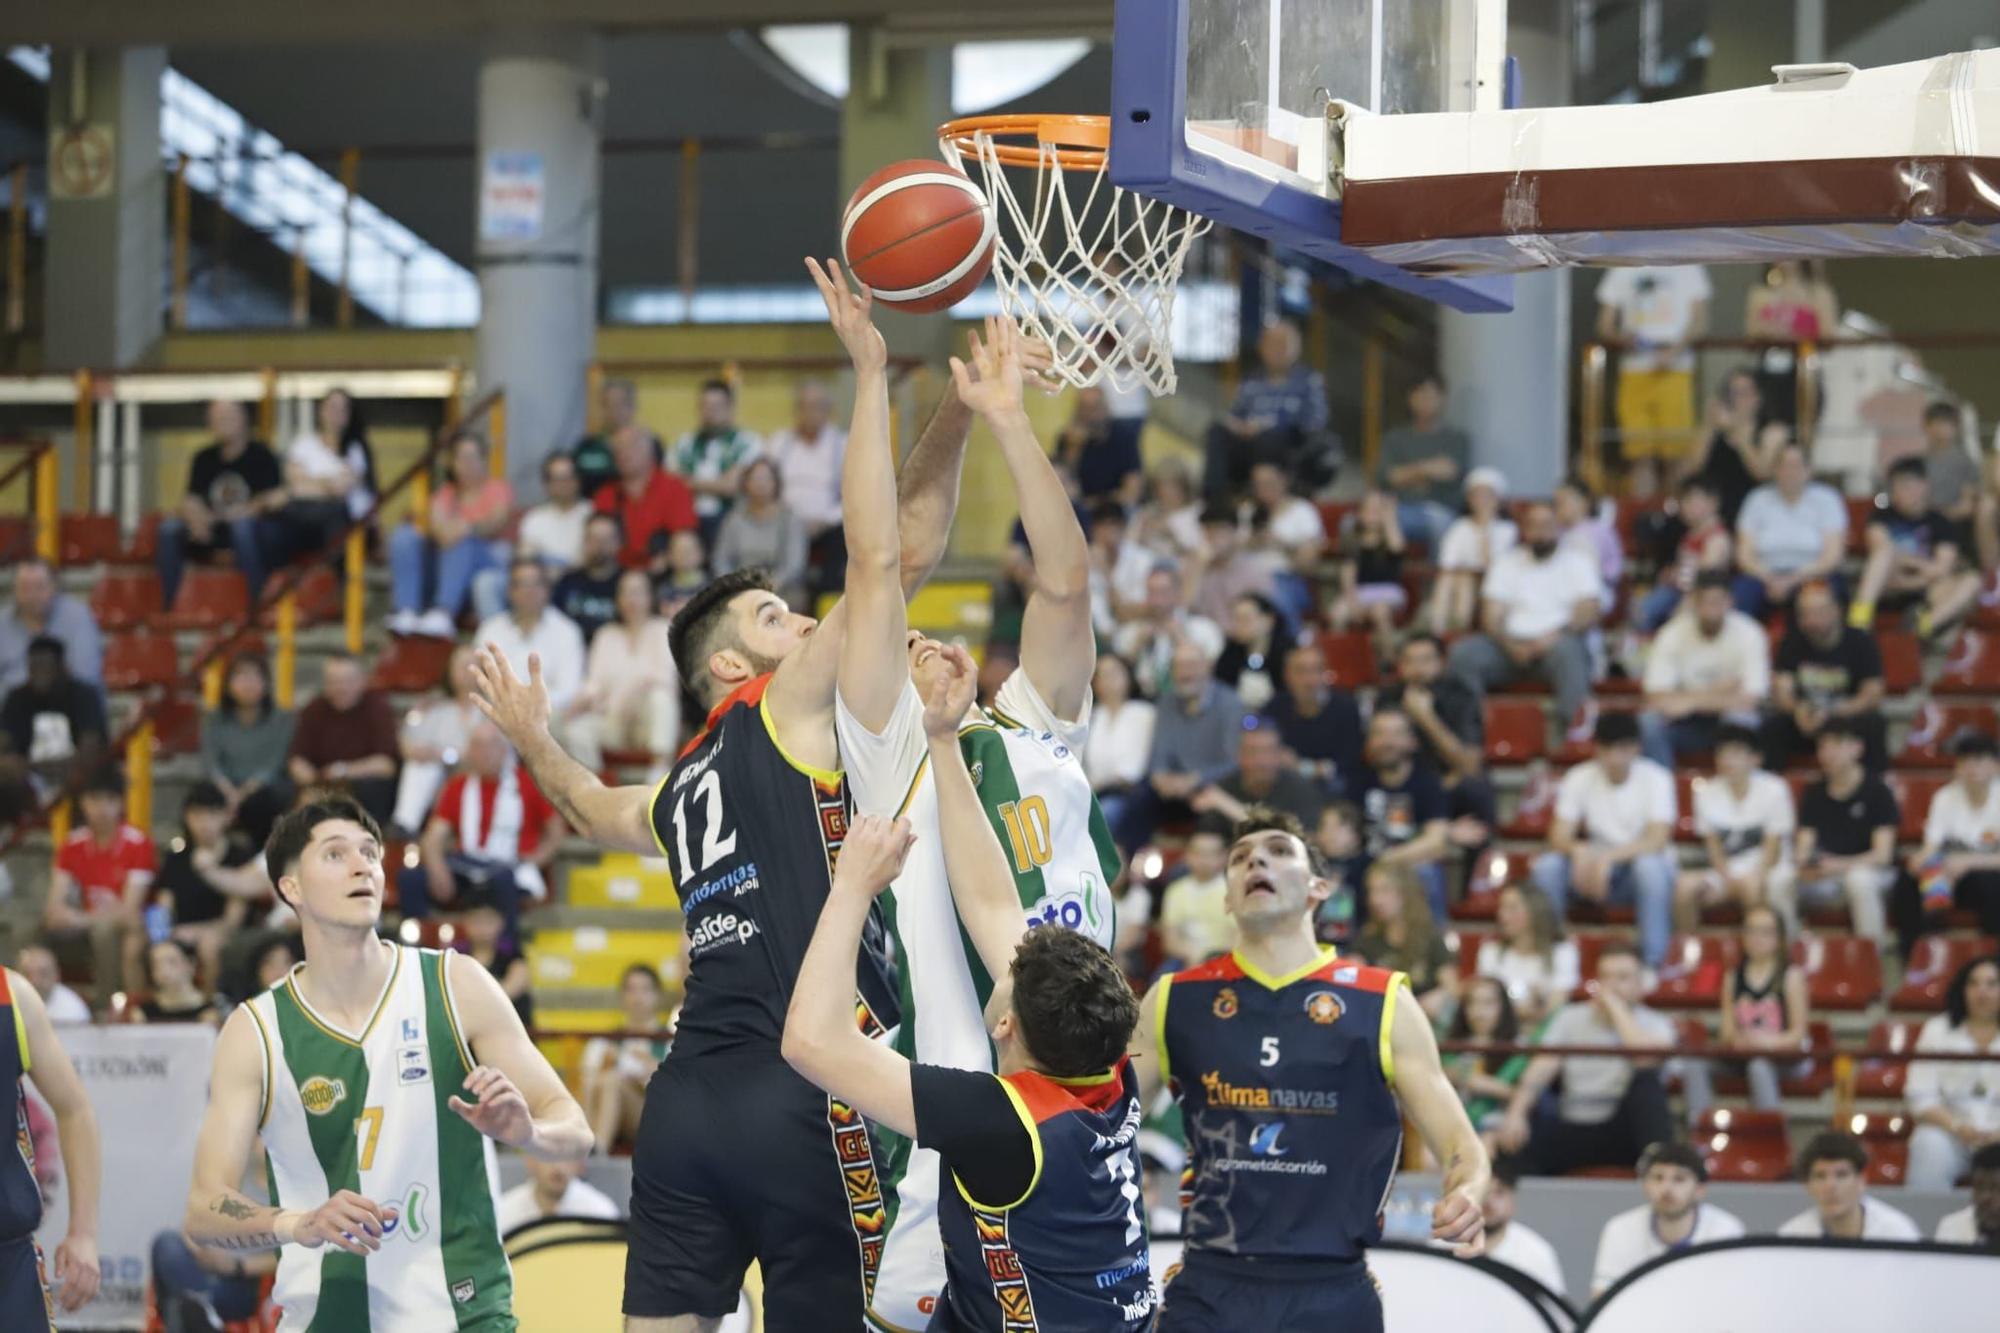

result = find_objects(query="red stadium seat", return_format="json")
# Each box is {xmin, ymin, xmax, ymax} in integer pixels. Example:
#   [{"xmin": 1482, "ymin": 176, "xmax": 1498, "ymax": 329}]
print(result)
[
  {"xmin": 1317, "ymin": 500, "xmax": 1355, "ymax": 541},
  {"xmin": 124, "ymin": 511, "xmax": 162, "ymax": 563},
  {"xmin": 1664, "ymin": 1017, "xmax": 1710, "ymax": 1095},
  {"xmin": 371, "ymin": 634, "xmax": 457, "ymax": 694},
  {"xmin": 1935, "ymin": 629, "xmax": 2000, "ymax": 694},
  {"xmin": 1796, "ymin": 934, "xmax": 1881, "ymax": 1011},
  {"xmin": 1895, "ymin": 703, "xmax": 2000, "ymax": 769},
  {"xmin": 1673, "ymin": 773, "xmax": 1700, "ymax": 842},
  {"xmin": 153, "ymin": 568, "xmax": 249, "ymax": 632},
  {"xmin": 1780, "ymin": 1020, "xmax": 1837, "ymax": 1097},
  {"xmin": 1890, "ymin": 934, "xmax": 1990, "ymax": 1010},
  {"xmin": 1855, "ymin": 1020, "xmax": 1927, "ymax": 1098},
  {"xmin": 0, "ymin": 516, "xmax": 30, "ymax": 562},
  {"xmin": 101, "ymin": 632, "xmax": 179, "ymax": 692},
  {"xmin": 1876, "ymin": 631, "xmax": 1921, "ymax": 694},
  {"xmin": 143, "ymin": 694, "xmax": 203, "ymax": 758},
  {"xmin": 1850, "ymin": 1113, "xmax": 1912, "ymax": 1185},
  {"xmin": 1885, "ymin": 772, "xmax": 1945, "ymax": 843},
  {"xmin": 59, "ymin": 512, "xmax": 122, "ymax": 565},
  {"xmin": 1316, "ymin": 631, "xmax": 1378, "ymax": 688},
  {"xmin": 1650, "ymin": 934, "xmax": 1738, "ymax": 1009},
  {"xmin": 1844, "ymin": 496, "xmax": 1881, "ymax": 553},
  {"xmin": 1696, "ymin": 1108, "xmax": 1792, "ymax": 1183},
  {"xmin": 1484, "ymin": 699, "xmax": 1546, "ymax": 763},
  {"xmin": 1613, "ymin": 497, "xmax": 1660, "ymax": 555},
  {"xmin": 259, "ymin": 564, "xmax": 343, "ymax": 627},
  {"xmin": 89, "ymin": 572, "xmax": 163, "ymax": 631},
  {"xmin": 1567, "ymin": 932, "xmax": 1613, "ymax": 999},
  {"xmin": 1447, "ymin": 931, "xmax": 1490, "ymax": 975}
]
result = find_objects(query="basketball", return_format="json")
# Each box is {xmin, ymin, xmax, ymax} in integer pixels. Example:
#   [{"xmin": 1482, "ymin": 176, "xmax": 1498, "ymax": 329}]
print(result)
[{"xmin": 840, "ymin": 160, "xmax": 995, "ymax": 313}]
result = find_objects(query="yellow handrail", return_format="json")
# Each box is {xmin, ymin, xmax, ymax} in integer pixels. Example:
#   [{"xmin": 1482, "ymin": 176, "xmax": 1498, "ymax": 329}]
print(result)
[
  {"xmin": 125, "ymin": 721, "xmax": 154, "ymax": 833},
  {"xmin": 344, "ymin": 526, "xmax": 367, "ymax": 655},
  {"xmin": 32, "ymin": 447, "xmax": 57, "ymax": 562},
  {"xmin": 275, "ymin": 588, "xmax": 298, "ymax": 708},
  {"xmin": 489, "ymin": 391, "xmax": 507, "ymax": 478}
]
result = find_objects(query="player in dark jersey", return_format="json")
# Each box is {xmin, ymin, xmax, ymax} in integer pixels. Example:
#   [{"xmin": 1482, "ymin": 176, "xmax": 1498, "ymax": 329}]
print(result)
[
  {"xmin": 784, "ymin": 650, "xmax": 1154, "ymax": 1332},
  {"xmin": 1129, "ymin": 807, "xmax": 1488, "ymax": 1333},
  {"xmin": 471, "ymin": 258, "xmax": 1005, "ymax": 1332},
  {"xmin": 0, "ymin": 963, "xmax": 102, "ymax": 1328}
]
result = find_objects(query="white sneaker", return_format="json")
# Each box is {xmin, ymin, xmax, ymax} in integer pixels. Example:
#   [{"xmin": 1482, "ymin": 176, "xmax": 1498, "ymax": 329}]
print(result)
[
  {"xmin": 415, "ymin": 609, "xmax": 456, "ymax": 638},
  {"xmin": 386, "ymin": 608, "xmax": 418, "ymax": 635}
]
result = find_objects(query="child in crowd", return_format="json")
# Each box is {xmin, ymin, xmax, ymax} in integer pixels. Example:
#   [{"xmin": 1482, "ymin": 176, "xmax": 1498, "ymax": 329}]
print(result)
[
  {"xmin": 1329, "ymin": 489, "xmax": 1407, "ymax": 657},
  {"xmin": 1716, "ymin": 905, "xmax": 1810, "ymax": 1110}
]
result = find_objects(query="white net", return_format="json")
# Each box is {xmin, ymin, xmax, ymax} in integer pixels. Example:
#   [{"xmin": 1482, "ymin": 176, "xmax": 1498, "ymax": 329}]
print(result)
[{"xmin": 944, "ymin": 121, "xmax": 1210, "ymax": 397}]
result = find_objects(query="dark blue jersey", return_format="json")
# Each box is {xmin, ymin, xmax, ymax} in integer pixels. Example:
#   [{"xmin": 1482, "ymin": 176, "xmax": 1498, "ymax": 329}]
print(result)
[
  {"xmin": 934, "ymin": 1061, "xmax": 1155, "ymax": 1332},
  {"xmin": 1158, "ymin": 949, "xmax": 1406, "ymax": 1268},
  {"xmin": 0, "ymin": 970, "xmax": 41, "ymax": 1243}
]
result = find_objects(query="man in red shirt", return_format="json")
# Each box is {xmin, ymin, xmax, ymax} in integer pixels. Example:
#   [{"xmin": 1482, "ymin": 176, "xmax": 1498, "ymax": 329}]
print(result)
[
  {"xmin": 47, "ymin": 769, "xmax": 156, "ymax": 1005},
  {"xmin": 396, "ymin": 721, "xmax": 563, "ymax": 935},
  {"xmin": 593, "ymin": 427, "xmax": 697, "ymax": 572}
]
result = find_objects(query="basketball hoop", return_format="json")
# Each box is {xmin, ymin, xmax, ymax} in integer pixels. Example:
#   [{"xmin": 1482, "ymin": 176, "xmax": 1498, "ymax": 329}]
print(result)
[{"xmin": 939, "ymin": 114, "xmax": 1210, "ymax": 396}]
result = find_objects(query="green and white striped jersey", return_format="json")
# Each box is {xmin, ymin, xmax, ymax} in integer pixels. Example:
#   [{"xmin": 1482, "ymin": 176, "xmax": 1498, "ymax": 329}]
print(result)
[{"xmin": 242, "ymin": 942, "xmax": 513, "ymax": 1332}]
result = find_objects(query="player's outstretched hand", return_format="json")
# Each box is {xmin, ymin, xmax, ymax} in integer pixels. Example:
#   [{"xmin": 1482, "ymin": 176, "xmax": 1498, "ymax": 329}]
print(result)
[
  {"xmin": 949, "ymin": 315, "xmax": 1027, "ymax": 421},
  {"xmin": 921, "ymin": 643, "xmax": 979, "ymax": 740},
  {"xmin": 1432, "ymin": 1184, "xmax": 1485, "ymax": 1258},
  {"xmin": 835, "ymin": 813, "xmax": 916, "ymax": 899},
  {"xmin": 469, "ymin": 644, "xmax": 550, "ymax": 745},
  {"xmin": 293, "ymin": 1190, "xmax": 397, "ymax": 1256},
  {"xmin": 449, "ymin": 1065, "xmax": 536, "ymax": 1150},
  {"xmin": 52, "ymin": 1233, "xmax": 100, "ymax": 1310},
  {"xmin": 806, "ymin": 257, "xmax": 887, "ymax": 374}
]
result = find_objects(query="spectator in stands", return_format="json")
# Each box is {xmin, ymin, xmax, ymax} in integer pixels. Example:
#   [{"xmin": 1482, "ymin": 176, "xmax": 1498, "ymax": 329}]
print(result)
[
  {"xmin": 1213, "ymin": 592, "xmax": 1288, "ymax": 711},
  {"xmin": 1192, "ymin": 503, "xmax": 1281, "ymax": 627},
  {"xmin": 495, "ymin": 1155, "xmax": 621, "ymax": 1234},
  {"xmin": 670, "ymin": 378, "xmax": 762, "ymax": 544},
  {"xmin": 1133, "ymin": 458, "xmax": 1203, "ymax": 562},
  {"xmin": 1313, "ymin": 801, "xmax": 1366, "ymax": 946},
  {"xmin": 765, "ymin": 380, "xmax": 847, "ymax": 590},
  {"xmin": 1478, "ymin": 883, "xmax": 1580, "ymax": 1027},
  {"xmin": 286, "ymin": 652, "xmax": 400, "ymax": 825},
  {"xmin": 1445, "ymin": 976, "xmax": 1527, "ymax": 1133},
  {"xmin": 516, "ymin": 453, "xmax": 591, "ymax": 573},
  {"xmin": 1935, "ymin": 1141, "xmax": 2000, "ymax": 1248},
  {"xmin": 1716, "ymin": 904, "xmax": 1810, "ymax": 1111},
  {"xmin": 1191, "ymin": 720, "xmax": 1327, "ymax": 830},
  {"xmin": 474, "ymin": 558, "xmax": 588, "ymax": 742},
  {"xmin": 1204, "ymin": 319, "xmax": 1332, "ymax": 500},
  {"xmin": 1124, "ymin": 640, "xmax": 1247, "ymax": 849},
  {"xmin": 1588, "ymin": 1141, "xmax": 1744, "ymax": 1299},
  {"xmin": 1769, "ymin": 718, "xmax": 1898, "ymax": 942},
  {"xmin": 16, "ymin": 944, "xmax": 89, "ymax": 1025},
  {"xmin": 1779, "ymin": 1132, "xmax": 1921, "ymax": 1239},
  {"xmin": 1634, "ymin": 476, "xmax": 1733, "ymax": 632},
  {"xmin": 1595, "ymin": 264, "xmax": 1712, "ymax": 497},
  {"xmin": 1377, "ymin": 372, "xmax": 1469, "ymax": 547},
  {"xmin": 387, "ymin": 429, "xmax": 516, "ymax": 636},
  {"xmin": 1767, "ymin": 579, "xmax": 1886, "ymax": 770},
  {"xmin": 1113, "ymin": 564, "xmax": 1223, "ymax": 700},
  {"xmin": 1356, "ymin": 862, "xmax": 1458, "ymax": 1020},
  {"xmin": 388, "ymin": 644, "xmax": 480, "ymax": 837},
  {"xmin": 156, "ymin": 781, "xmax": 269, "ymax": 985},
  {"xmin": 0, "ymin": 558, "xmax": 101, "ymax": 696},
  {"xmin": 552, "ymin": 513, "xmax": 628, "ymax": 645},
  {"xmin": 1676, "ymin": 725, "xmax": 1794, "ymax": 931},
  {"xmin": 1328, "ymin": 490, "xmax": 1406, "ymax": 656},
  {"xmin": 200, "ymin": 652, "xmax": 295, "ymax": 849},
  {"xmin": 655, "ymin": 529, "xmax": 711, "ymax": 604},
  {"xmin": 1498, "ymin": 943, "xmax": 1680, "ymax": 1176},
  {"xmin": 1851, "ymin": 455, "xmax": 1980, "ymax": 639},
  {"xmin": 149, "ymin": 1232, "xmax": 273, "ymax": 1331},
  {"xmin": 1245, "ymin": 459, "xmax": 1327, "ymax": 608},
  {"xmin": 1087, "ymin": 503, "xmax": 1157, "ymax": 639},
  {"xmin": 253, "ymin": 938, "xmax": 297, "ymax": 992},
  {"xmin": 398, "ymin": 721, "xmax": 563, "ymax": 933},
  {"xmin": 596, "ymin": 426, "xmax": 698, "ymax": 573},
  {"xmin": 712, "ymin": 457, "xmax": 808, "ymax": 607},
  {"xmin": 1378, "ymin": 631, "xmax": 1489, "ymax": 807},
  {"xmin": 1082, "ymin": 654, "xmax": 1153, "ymax": 838},
  {"xmin": 572, "ymin": 568, "xmax": 679, "ymax": 763},
  {"xmin": 1920, "ymin": 399, "xmax": 1981, "ymax": 531},
  {"xmin": 1905, "ymin": 954, "xmax": 2000, "ymax": 1192},
  {"xmin": 1352, "ymin": 707, "xmax": 1451, "ymax": 920},
  {"xmin": 1448, "ymin": 502, "xmax": 1602, "ymax": 737},
  {"xmin": 1555, "ymin": 477, "xmax": 1622, "ymax": 611},
  {"xmin": 157, "ymin": 398, "xmax": 287, "ymax": 606},
  {"xmin": 460, "ymin": 898, "xmax": 533, "ymax": 1028},
  {"xmin": 572, "ymin": 377, "xmax": 662, "ymax": 498},
  {"xmin": 1475, "ymin": 1158, "xmax": 1565, "ymax": 1295},
  {"xmin": 1689, "ymin": 368, "xmax": 1783, "ymax": 528},
  {"xmin": 581, "ymin": 962, "xmax": 671, "ymax": 1153},
  {"xmin": 1900, "ymin": 732, "xmax": 2000, "ymax": 947},
  {"xmin": 1057, "ymin": 386, "xmax": 1142, "ymax": 506},
  {"xmin": 1156, "ymin": 818, "xmax": 1234, "ymax": 968},
  {"xmin": 1745, "ymin": 260, "xmax": 1839, "ymax": 420},
  {"xmin": 46, "ymin": 769, "xmax": 153, "ymax": 1002},
  {"xmin": 1733, "ymin": 443, "xmax": 1848, "ymax": 617},
  {"xmin": 137, "ymin": 938, "xmax": 221, "ymax": 1024},
  {"xmin": 1263, "ymin": 641, "xmax": 1363, "ymax": 795},
  {"xmin": 1638, "ymin": 571, "xmax": 1770, "ymax": 768},
  {"xmin": 1432, "ymin": 468, "xmax": 1516, "ymax": 635},
  {"xmin": 1531, "ymin": 711, "xmax": 1677, "ymax": 968},
  {"xmin": 281, "ymin": 387, "xmax": 376, "ymax": 561},
  {"xmin": 0, "ymin": 636, "xmax": 107, "ymax": 822}
]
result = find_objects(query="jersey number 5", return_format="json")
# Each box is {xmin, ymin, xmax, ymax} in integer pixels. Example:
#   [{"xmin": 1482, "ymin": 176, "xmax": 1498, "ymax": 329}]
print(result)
[
  {"xmin": 671, "ymin": 770, "xmax": 738, "ymax": 877},
  {"xmin": 1260, "ymin": 1036, "xmax": 1280, "ymax": 1067}
]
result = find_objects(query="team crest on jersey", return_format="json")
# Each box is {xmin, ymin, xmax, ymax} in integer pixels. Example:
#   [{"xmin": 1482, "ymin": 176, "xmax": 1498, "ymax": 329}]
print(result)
[
  {"xmin": 299, "ymin": 1076, "xmax": 348, "ymax": 1116},
  {"xmin": 1305, "ymin": 991, "xmax": 1344, "ymax": 1025},
  {"xmin": 451, "ymin": 1277, "xmax": 476, "ymax": 1304},
  {"xmin": 1212, "ymin": 987, "xmax": 1239, "ymax": 1020},
  {"xmin": 399, "ymin": 1042, "xmax": 431, "ymax": 1085},
  {"xmin": 969, "ymin": 760, "xmax": 984, "ymax": 788}
]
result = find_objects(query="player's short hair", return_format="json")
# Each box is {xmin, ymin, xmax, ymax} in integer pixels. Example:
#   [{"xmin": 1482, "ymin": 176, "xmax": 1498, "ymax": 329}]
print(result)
[
  {"xmin": 668, "ymin": 568, "xmax": 776, "ymax": 706},
  {"xmin": 265, "ymin": 795, "xmax": 382, "ymax": 906},
  {"xmin": 1797, "ymin": 1130, "xmax": 1868, "ymax": 1177},
  {"xmin": 1638, "ymin": 1139, "xmax": 1707, "ymax": 1182},
  {"xmin": 1008, "ymin": 925, "xmax": 1139, "ymax": 1079},
  {"xmin": 1231, "ymin": 805, "xmax": 1326, "ymax": 877}
]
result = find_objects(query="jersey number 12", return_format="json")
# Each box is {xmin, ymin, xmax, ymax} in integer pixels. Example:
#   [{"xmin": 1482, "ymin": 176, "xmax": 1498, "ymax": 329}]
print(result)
[{"xmin": 671, "ymin": 770, "xmax": 738, "ymax": 877}]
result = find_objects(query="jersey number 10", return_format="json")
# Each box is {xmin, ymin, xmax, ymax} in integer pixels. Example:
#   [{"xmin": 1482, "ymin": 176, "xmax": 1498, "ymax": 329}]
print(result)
[
  {"xmin": 996, "ymin": 797, "xmax": 1053, "ymax": 874},
  {"xmin": 671, "ymin": 770, "xmax": 739, "ymax": 877}
]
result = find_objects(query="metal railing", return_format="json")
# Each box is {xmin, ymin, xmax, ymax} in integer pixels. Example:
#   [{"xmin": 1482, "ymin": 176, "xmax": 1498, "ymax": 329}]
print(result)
[{"xmin": 0, "ymin": 435, "xmax": 58, "ymax": 559}]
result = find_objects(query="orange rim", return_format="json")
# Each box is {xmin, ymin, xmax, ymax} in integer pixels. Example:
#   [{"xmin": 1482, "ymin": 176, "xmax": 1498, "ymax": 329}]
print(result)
[{"xmin": 938, "ymin": 114, "xmax": 1109, "ymax": 171}]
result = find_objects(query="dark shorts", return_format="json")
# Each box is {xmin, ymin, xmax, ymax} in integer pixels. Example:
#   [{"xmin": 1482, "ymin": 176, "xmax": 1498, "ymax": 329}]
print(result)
[
  {"xmin": 623, "ymin": 1051, "xmax": 881, "ymax": 1331},
  {"xmin": 0, "ymin": 1237, "xmax": 55, "ymax": 1333},
  {"xmin": 1156, "ymin": 1251, "xmax": 1381, "ymax": 1333}
]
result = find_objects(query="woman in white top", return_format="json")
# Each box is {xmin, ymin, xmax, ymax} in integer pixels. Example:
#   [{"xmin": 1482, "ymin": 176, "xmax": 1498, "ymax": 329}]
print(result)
[
  {"xmin": 1083, "ymin": 652, "xmax": 1155, "ymax": 844},
  {"xmin": 1432, "ymin": 467, "xmax": 1517, "ymax": 634},
  {"xmin": 283, "ymin": 387, "xmax": 377, "ymax": 543},
  {"xmin": 1477, "ymin": 882, "xmax": 1580, "ymax": 1027},
  {"xmin": 1906, "ymin": 955, "xmax": 2000, "ymax": 1192},
  {"xmin": 1132, "ymin": 459, "xmax": 1203, "ymax": 561},
  {"xmin": 571, "ymin": 567, "xmax": 680, "ymax": 762}
]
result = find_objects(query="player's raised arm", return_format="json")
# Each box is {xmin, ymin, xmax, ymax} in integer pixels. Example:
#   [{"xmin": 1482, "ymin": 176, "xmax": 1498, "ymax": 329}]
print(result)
[
  {"xmin": 957, "ymin": 316, "xmax": 1095, "ymax": 721},
  {"xmin": 1388, "ymin": 980, "xmax": 1491, "ymax": 1256},
  {"xmin": 444, "ymin": 951, "xmax": 594, "ymax": 1160},
  {"xmin": 782, "ymin": 814, "xmax": 923, "ymax": 1136},
  {"xmin": 921, "ymin": 645, "xmax": 1028, "ymax": 981},
  {"xmin": 13, "ymin": 969, "xmax": 101, "ymax": 1311}
]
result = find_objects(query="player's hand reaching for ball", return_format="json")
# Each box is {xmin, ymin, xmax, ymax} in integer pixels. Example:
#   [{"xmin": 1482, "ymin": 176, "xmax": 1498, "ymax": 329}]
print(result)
[
  {"xmin": 450, "ymin": 1065, "xmax": 536, "ymax": 1150},
  {"xmin": 290, "ymin": 1190, "xmax": 398, "ymax": 1256},
  {"xmin": 834, "ymin": 814, "xmax": 917, "ymax": 899},
  {"xmin": 921, "ymin": 643, "xmax": 979, "ymax": 740},
  {"xmin": 1432, "ymin": 1184, "xmax": 1486, "ymax": 1258},
  {"xmin": 807, "ymin": 257, "xmax": 887, "ymax": 375},
  {"xmin": 52, "ymin": 1233, "xmax": 100, "ymax": 1310},
  {"xmin": 469, "ymin": 645, "xmax": 551, "ymax": 746},
  {"xmin": 949, "ymin": 315, "xmax": 1027, "ymax": 422}
]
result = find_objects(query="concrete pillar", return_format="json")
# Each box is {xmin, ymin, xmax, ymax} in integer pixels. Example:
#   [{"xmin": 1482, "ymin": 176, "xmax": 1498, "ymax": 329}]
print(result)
[
  {"xmin": 43, "ymin": 47, "xmax": 165, "ymax": 369},
  {"xmin": 1437, "ymin": 21, "xmax": 1570, "ymax": 494},
  {"xmin": 475, "ymin": 29, "xmax": 602, "ymax": 499}
]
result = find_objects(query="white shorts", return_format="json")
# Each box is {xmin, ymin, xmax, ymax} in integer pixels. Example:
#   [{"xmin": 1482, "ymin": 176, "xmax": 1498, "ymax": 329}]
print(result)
[{"xmin": 867, "ymin": 1152, "xmax": 946, "ymax": 1332}]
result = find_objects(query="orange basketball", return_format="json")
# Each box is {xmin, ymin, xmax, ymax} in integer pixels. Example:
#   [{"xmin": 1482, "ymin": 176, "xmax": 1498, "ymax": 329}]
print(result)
[{"xmin": 840, "ymin": 160, "xmax": 995, "ymax": 314}]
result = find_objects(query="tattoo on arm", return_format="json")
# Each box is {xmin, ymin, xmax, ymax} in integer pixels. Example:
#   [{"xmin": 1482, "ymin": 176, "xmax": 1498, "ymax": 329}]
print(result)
[
  {"xmin": 213, "ymin": 1196, "xmax": 261, "ymax": 1220},
  {"xmin": 205, "ymin": 1231, "xmax": 281, "ymax": 1251}
]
